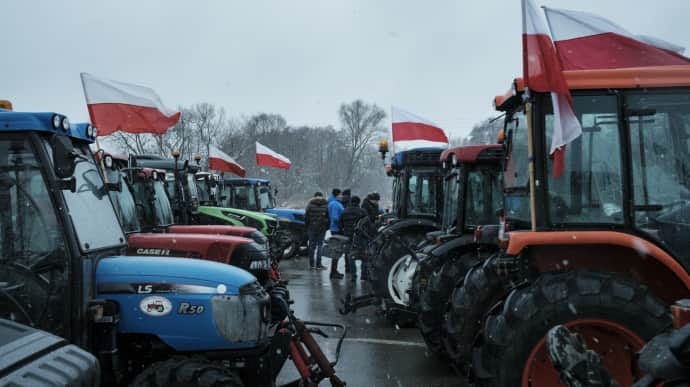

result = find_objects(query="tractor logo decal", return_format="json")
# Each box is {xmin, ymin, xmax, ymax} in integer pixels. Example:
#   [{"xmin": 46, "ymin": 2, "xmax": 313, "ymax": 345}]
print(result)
[
  {"xmin": 139, "ymin": 296, "xmax": 173, "ymax": 317},
  {"xmin": 135, "ymin": 248, "xmax": 171, "ymax": 256}
]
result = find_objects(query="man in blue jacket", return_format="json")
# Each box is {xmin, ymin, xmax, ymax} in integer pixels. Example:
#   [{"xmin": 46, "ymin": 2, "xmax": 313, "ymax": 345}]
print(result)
[{"xmin": 328, "ymin": 188, "xmax": 345, "ymax": 279}]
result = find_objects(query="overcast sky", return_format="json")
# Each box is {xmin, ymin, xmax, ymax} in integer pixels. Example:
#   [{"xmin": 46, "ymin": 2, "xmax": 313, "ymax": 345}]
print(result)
[{"xmin": 3, "ymin": 0, "xmax": 690, "ymax": 139}]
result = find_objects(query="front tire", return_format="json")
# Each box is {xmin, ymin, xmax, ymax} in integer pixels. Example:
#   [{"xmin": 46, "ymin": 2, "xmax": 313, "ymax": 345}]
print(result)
[
  {"xmin": 476, "ymin": 270, "xmax": 670, "ymax": 387},
  {"xmin": 130, "ymin": 357, "xmax": 244, "ymax": 387}
]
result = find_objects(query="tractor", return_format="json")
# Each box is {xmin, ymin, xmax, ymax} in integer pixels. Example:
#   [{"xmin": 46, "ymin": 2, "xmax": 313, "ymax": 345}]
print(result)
[
  {"xmin": 130, "ymin": 155, "xmax": 291, "ymax": 260},
  {"xmin": 338, "ymin": 146, "xmax": 444, "ymax": 326},
  {"xmin": 369, "ymin": 146, "xmax": 444, "ymax": 311},
  {"xmin": 445, "ymin": 66, "xmax": 690, "ymax": 386},
  {"xmin": 221, "ymin": 177, "xmax": 307, "ymax": 259},
  {"xmin": 412, "ymin": 145, "xmax": 504, "ymax": 359},
  {"xmin": 0, "ymin": 107, "xmax": 345, "ymax": 386},
  {"xmin": 89, "ymin": 148, "xmax": 273, "ymax": 284}
]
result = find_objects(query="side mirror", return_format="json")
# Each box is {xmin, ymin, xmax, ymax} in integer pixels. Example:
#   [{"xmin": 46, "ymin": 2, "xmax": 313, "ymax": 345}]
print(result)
[{"xmin": 52, "ymin": 135, "xmax": 76, "ymax": 179}]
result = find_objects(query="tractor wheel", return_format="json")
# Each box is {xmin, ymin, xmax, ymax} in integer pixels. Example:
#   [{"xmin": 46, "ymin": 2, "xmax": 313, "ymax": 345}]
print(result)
[
  {"xmin": 476, "ymin": 270, "xmax": 670, "ymax": 387},
  {"xmin": 372, "ymin": 235, "xmax": 418, "ymax": 303},
  {"xmin": 444, "ymin": 256, "xmax": 508, "ymax": 370},
  {"xmin": 417, "ymin": 254, "xmax": 477, "ymax": 358},
  {"xmin": 130, "ymin": 357, "xmax": 244, "ymax": 387}
]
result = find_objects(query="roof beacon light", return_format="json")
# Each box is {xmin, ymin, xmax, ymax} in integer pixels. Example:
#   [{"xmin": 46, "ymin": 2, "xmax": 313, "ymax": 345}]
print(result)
[
  {"xmin": 378, "ymin": 139, "xmax": 389, "ymax": 160},
  {"xmin": 0, "ymin": 100, "xmax": 12, "ymax": 110},
  {"xmin": 172, "ymin": 150, "xmax": 181, "ymax": 159},
  {"xmin": 194, "ymin": 153, "xmax": 202, "ymax": 164}
]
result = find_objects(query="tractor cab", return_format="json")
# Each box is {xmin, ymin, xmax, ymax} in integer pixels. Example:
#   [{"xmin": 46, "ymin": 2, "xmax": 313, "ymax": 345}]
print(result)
[
  {"xmin": 195, "ymin": 171, "xmax": 221, "ymax": 206},
  {"xmin": 221, "ymin": 177, "xmax": 306, "ymax": 259},
  {"xmin": 386, "ymin": 147, "xmax": 444, "ymax": 223}
]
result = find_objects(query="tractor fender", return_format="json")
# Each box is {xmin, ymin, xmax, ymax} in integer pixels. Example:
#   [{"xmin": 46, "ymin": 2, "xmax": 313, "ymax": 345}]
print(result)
[
  {"xmin": 429, "ymin": 234, "xmax": 477, "ymax": 258},
  {"xmin": 382, "ymin": 217, "xmax": 441, "ymax": 237},
  {"xmin": 96, "ymin": 256, "xmax": 269, "ymax": 352},
  {"xmin": 506, "ymin": 230, "xmax": 690, "ymax": 304}
]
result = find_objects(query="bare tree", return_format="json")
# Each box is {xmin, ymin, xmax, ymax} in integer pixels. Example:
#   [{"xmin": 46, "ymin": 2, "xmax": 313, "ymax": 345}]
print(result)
[{"xmin": 338, "ymin": 100, "xmax": 386, "ymax": 186}]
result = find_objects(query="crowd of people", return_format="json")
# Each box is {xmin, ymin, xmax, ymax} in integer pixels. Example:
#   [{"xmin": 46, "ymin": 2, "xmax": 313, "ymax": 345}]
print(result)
[{"xmin": 304, "ymin": 188, "xmax": 381, "ymax": 282}]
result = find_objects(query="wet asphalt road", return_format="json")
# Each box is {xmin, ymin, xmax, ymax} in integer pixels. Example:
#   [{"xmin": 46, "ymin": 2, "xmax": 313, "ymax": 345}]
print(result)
[{"xmin": 275, "ymin": 255, "xmax": 464, "ymax": 387}]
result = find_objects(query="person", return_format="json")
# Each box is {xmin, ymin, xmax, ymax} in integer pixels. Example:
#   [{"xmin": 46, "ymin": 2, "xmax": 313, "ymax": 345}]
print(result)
[
  {"xmin": 341, "ymin": 188, "xmax": 352, "ymax": 208},
  {"xmin": 361, "ymin": 192, "xmax": 381, "ymax": 223},
  {"xmin": 339, "ymin": 196, "xmax": 368, "ymax": 281},
  {"xmin": 328, "ymin": 188, "xmax": 345, "ymax": 279},
  {"xmin": 304, "ymin": 191, "xmax": 329, "ymax": 270}
]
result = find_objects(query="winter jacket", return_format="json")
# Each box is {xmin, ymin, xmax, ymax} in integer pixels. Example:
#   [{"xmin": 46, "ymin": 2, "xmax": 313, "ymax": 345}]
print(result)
[
  {"xmin": 361, "ymin": 198, "xmax": 379, "ymax": 223},
  {"xmin": 328, "ymin": 195, "xmax": 345, "ymax": 233},
  {"xmin": 339, "ymin": 205, "xmax": 368, "ymax": 237},
  {"xmin": 305, "ymin": 196, "xmax": 329, "ymax": 233}
]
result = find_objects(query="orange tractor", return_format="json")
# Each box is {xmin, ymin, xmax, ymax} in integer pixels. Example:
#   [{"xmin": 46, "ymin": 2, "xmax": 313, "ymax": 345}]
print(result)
[{"xmin": 444, "ymin": 66, "xmax": 690, "ymax": 386}]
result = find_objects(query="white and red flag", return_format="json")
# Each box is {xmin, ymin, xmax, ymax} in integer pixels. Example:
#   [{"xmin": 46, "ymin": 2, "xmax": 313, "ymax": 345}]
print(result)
[
  {"xmin": 522, "ymin": 0, "xmax": 581, "ymax": 178},
  {"xmin": 80, "ymin": 73, "xmax": 180, "ymax": 137},
  {"xmin": 391, "ymin": 107, "xmax": 448, "ymax": 152},
  {"xmin": 543, "ymin": 7, "xmax": 690, "ymax": 70},
  {"xmin": 209, "ymin": 145, "xmax": 246, "ymax": 177},
  {"xmin": 256, "ymin": 142, "xmax": 291, "ymax": 170}
]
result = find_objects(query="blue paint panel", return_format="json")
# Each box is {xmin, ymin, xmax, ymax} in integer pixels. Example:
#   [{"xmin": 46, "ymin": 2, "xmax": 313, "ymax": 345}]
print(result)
[
  {"xmin": 0, "ymin": 110, "xmax": 94, "ymax": 143},
  {"xmin": 392, "ymin": 147, "xmax": 445, "ymax": 169},
  {"xmin": 96, "ymin": 256, "xmax": 260, "ymax": 351},
  {"xmin": 266, "ymin": 208, "xmax": 305, "ymax": 224},
  {"xmin": 224, "ymin": 177, "xmax": 269, "ymax": 185}
]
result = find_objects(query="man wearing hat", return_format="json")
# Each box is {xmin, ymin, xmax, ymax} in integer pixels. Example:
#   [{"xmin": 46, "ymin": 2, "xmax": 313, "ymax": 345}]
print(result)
[{"xmin": 362, "ymin": 192, "xmax": 381, "ymax": 223}]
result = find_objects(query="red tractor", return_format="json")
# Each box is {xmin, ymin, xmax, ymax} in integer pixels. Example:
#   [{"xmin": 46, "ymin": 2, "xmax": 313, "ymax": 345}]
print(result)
[
  {"xmin": 97, "ymin": 152, "xmax": 275, "ymax": 284},
  {"xmin": 446, "ymin": 66, "xmax": 690, "ymax": 386}
]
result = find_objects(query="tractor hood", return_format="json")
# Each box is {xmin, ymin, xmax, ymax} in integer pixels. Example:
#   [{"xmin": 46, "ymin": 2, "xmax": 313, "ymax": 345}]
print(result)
[
  {"xmin": 266, "ymin": 208, "xmax": 305, "ymax": 223},
  {"xmin": 127, "ymin": 232, "xmax": 253, "ymax": 263},
  {"xmin": 96, "ymin": 255, "xmax": 256, "ymax": 294},
  {"xmin": 167, "ymin": 224, "xmax": 258, "ymax": 237}
]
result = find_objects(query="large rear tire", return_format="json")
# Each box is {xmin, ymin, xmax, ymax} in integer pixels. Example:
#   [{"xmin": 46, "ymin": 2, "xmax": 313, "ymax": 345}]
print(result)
[
  {"xmin": 130, "ymin": 357, "xmax": 244, "ymax": 387},
  {"xmin": 372, "ymin": 235, "xmax": 418, "ymax": 302},
  {"xmin": 444, "ymin": 256, "xmax": 509, "ymax": 370},
  {"xmin": 417, "ymin": 255, "xmax": 476, "ymax": 358},
  {"xmin": 476, "ymin": 270, "xmax": 670, "ymax": 387}
]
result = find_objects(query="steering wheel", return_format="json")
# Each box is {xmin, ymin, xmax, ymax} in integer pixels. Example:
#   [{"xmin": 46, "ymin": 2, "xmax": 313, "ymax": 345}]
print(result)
[{"xmin": 0, "ymin": 262, "xmax": 52, "ymax": 327}]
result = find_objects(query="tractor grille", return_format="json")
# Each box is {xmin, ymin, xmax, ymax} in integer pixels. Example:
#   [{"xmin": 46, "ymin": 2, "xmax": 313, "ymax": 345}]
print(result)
[
  {"xmin": 477, "ymin": 147, "xmax": 505, "ymax": 162},
  {"xmin": 402, "ymin": 149, "xmax": 443, "ymax": 166},
  {"xmin": 266, "ymin": 218, "xmax": 278, "ymax": 234}
]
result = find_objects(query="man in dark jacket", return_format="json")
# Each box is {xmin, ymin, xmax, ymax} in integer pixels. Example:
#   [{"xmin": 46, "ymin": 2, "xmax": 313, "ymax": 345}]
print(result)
[
  {"xmin": 341, "ymin": 189, "xmax": 352, "ymax": 208},
  {"xmin": 305, "ymin": 192, "xmax": 329, "ymax": 270},
  {"xmin": 361, "ymin": 192, "xmax": 381, "ymax": 223},
  {"xmin": 338, "ymin": 196, "xmax": 368, "ymax": 281}
]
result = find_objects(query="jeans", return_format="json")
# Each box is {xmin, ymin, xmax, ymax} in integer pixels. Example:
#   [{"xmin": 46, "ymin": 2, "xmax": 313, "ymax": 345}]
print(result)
[{"xmin": 307, "ymin": 229, "xmax": 326, "ymax": 267}]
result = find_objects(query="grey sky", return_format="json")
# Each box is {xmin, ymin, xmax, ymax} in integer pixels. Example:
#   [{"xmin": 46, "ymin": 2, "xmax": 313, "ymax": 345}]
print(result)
[{"xmin": 3, "ymin": 0, "xmax": 690, "ymax": 139}]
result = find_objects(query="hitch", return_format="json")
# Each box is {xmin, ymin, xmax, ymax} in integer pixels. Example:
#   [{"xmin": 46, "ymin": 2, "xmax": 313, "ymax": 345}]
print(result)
[{"xmin": 339, "ymin": 293, "xmax": 382, "ymax": 315}]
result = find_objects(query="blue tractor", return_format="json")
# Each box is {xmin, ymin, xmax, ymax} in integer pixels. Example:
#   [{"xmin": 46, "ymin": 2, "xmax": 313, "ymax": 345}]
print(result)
[
  {"xmin": 0, "ymin": 104, "xmax": 345, "ymax": 386},
  {"xmin": 221, "ymin": 177, "xmax": 306, "ymax": 259}
]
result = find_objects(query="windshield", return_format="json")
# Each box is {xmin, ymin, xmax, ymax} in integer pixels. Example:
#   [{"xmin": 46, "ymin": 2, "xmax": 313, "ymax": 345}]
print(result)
[
  {"xmin": 464, "ymin": 165, "xmax": 502, "ymax": 228},
  {"xmin": 442, "ymin": 169, "xmax": 460, "ymax": 231},
  {"xmin": 196, "ymin": 176, "xmax": 212, "ymax": 203},
  {"xmin": 406, "ymin": 169, "xmax": 439, "ymax": 217},
  {"xmin": 230, "ymin": 184, "xmax": 259, "ymax": 211},
  {"xmin": 0, "ymin": 136, "xmax": 69, "ymax": 336},
  {"xmin": 503, "ymin": 110, "xmax": 531, "ymax": 225},
  {"xmin": 50, "ymin": 142, "xmax": 125, "ymax": 252},
  {"xmin": 152, "ymin": 180, "xmax": 175, "ymax": 227},
  {"xmin": 258, "ymin": 185, "xmax": 273, "ymax": 210},
  {"xmin": 545, "ymin": 94, "xmax": 624, "ymax": 224},
  {"xmin": 627, "ymin": 90, "xmax": 690, "ymax": 264},
  {"xmin": 106, "ymin": 169, "xmax": 141, "ymax": 233}
]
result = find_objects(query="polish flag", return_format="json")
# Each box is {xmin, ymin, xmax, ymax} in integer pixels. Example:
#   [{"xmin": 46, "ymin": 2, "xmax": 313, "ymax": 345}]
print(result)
[
  {"xmin": 256, "ymin": 142, "xmax": 291, "ymax": 170},
  {"xmin": 523, "ymin": 0, "xmax": 581, "ymax": 178},
  {"xmin": 391, "ymin": 107, "xmax": 448, "ymax": 152},
  {"xmin": 80, "ymin": 73, "xmax": 180, "ymax": 137},
  {"xmin": 209, "ymin": 145, "xmax": 246, "ymax": 177},
  {"xmin": 543, "ymin": 7, "xmax": 690, "ymax": 70}
]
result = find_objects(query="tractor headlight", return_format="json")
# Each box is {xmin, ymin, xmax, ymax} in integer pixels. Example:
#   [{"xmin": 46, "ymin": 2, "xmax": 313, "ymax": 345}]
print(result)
[
  {"xmin": 86, "ymin": 124, "xmax": 95, "ymax": 138},
  {"xmin": 104, "ymin": 155, "xmax": 113, "ymax": 168},
  {"xmin": 52, "ymin": 114, "xmax": 61, "ymax": 129},
  {"xmin": 211, "ymin": 281, "xmax": 270, "ymax": 343},
  {"xmin": 232, "ymin": 242, "xmax": 271, "ymax": 284},
  {"xmin": 61, "ymin": 117, "xmax": 70, "ymax": 131}
]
